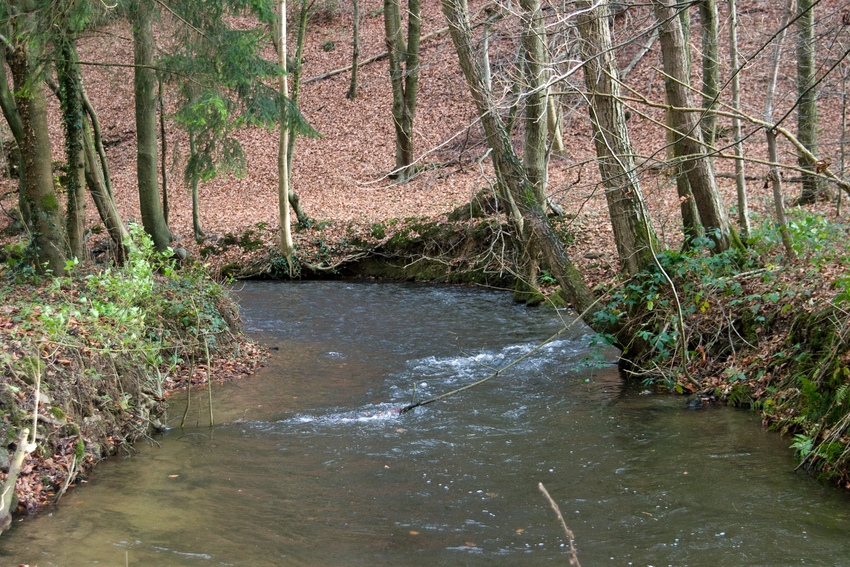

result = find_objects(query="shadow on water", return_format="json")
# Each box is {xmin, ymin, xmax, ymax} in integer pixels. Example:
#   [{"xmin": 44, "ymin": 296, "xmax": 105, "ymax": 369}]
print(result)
[{"xmin": 2, "ymin": 281, "xmax": 850, "ymax": 566}]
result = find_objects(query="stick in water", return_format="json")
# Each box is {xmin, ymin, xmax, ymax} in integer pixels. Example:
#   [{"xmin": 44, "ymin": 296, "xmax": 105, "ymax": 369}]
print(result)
[{"xmin": 539, "ymin": 482, "xmax": 581, "ymax": 567}]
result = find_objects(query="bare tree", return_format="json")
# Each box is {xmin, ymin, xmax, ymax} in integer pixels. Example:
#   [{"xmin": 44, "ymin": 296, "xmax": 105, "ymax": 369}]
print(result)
[
  {"xmin": 440, "ymin": 0, "xmax": 601, "ymax": 321},
  {"xmin": 348, "ymin": 0, "xmax": 360, "ymax": 99},
  {"xmin": 727, "ymin": 0, "xmax": 750, "ymax": 239},
  {"xmin": 384, "ymin": 0, "xmax": 421, "ymax": 181},
  {"xmin": 576, "ymin": 0, "xmax": 658, "ymax": 275},
  {"xmin": 796, "ymin": 0, "xmax": 831, "ymax": 204},
  {"xmin": 653, "ymin": 0, "xmax": 740, "ymax": 252}
]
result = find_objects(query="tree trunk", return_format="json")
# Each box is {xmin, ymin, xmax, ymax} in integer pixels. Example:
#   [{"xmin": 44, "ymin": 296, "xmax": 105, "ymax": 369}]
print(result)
[
  {"xmin": 519, "ymin": 0, "xmax": 547, "ymax": 202},
  {"xmin": 699, "ymin": 0, "xmax": 718, "ymax": 147},
  {"xmin": 277, "ymin": 0, "xmax": 295, "ymax": 268},
  {"xmin": 577, "ymin": 0, "xmax": 658, "ymax": 276},
  {"xmin": 158, "ymin": 77, "xmax": 169, "ymax": 226},
  {"xmin": 57, "ymin": 41, "xmax": 87, "ymax": 261},
  {"xmin": 546, "ymin": 92, "xmax": 564, "ymax": 154},
  {"xmin": 132, "ymin": 0, "xmax": 171, "ymax": 251},
  {"xmin": 727, "ymin": 0, "xmax": 750, "ymax": 240},
  {"xmin": 766, "ymin": 0, "xmax": 796, "ymax": 260},
  {"xmin": 653, "ymin": 0, "xmax": 739, "ymax": 253},
  {"xmin": 286, "ymin": 1, "xmax": 310, "ymax": 226},
  {"xmin": 347, "ymin": 0, "xmax": 360, "ymax": 99},
  {"xmin": 668, "ymin": 2, "xmax": 701, "ymax": 246},
  {"xmin": 80, "ymin": 86, "xmax": 113, "ymax": 197},
  {"xmin": 83, "ymin": 120, "xmax": 128, "ymax": 262},
  {"xmin": 796, "ymin": 0, "xmax": 831, "ymax": 204},
  {"xmin": 384, "ymin": 0, "xmax": 421, "ymax": 181},
  {"xmin": 188, "ymin": 130, "xmax": 205, "ymax": 242},
  {"xmin": 440, "ymin": 0, "xmax": 602, "ymax": 323},
  {"xmin": 0, "ymin": 42, "xmax": 32, "ymax": 230},
  {"xmin": 8, "ymin": 38, "xmax": 66, "ymax": 275}
]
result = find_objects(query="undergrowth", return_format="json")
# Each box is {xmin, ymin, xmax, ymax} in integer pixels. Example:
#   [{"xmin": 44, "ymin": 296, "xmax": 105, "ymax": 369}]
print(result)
[
  {"xmin": 595, "ymin": 209, "xmax": 850, "ymax": 485},
  {"xmin": 0, "ymin": 224, "xmax": 244, "ymax": 514}
]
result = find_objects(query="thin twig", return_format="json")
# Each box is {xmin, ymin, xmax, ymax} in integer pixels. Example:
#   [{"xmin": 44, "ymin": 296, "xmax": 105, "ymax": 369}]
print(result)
[{"xmin": 538, "ymin": 483, "xmax": 581, "ymax": 567}]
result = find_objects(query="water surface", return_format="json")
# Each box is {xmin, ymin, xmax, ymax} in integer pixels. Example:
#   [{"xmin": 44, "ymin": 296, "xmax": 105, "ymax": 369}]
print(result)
[{"xmin": 2, "ymin": 281, "xmax": 848, "ymax": 566}]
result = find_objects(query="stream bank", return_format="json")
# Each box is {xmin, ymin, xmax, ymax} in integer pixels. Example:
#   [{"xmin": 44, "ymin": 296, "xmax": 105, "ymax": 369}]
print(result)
[{"xmin": 0, "ymin": 228, "xmax": 265, "ymax": 530}]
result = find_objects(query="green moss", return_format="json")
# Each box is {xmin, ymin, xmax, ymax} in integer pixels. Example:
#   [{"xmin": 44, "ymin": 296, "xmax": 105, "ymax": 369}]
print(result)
[
  {"xmin": 49, "ymin": 406, "xmax": 66, "ymax": 420},
  {"xmin": 219, "ymin": 263, "xmax": 241, "ymax": 278},
  {"xmin": 238, "ymin": 230, "xmax": 263, "ymax": 251},
  {"xmin": 370, "ymin": 223, "xmax": 386, "ymax": 239},
  {"xmin": 40, "ymin": 193, "xmax": 59, "ymax": 212}
]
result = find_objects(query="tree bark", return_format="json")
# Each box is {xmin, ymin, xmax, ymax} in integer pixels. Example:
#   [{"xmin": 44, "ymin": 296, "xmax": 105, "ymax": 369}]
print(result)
[
  {"xmin": 57, "ymin": 41, "xmax": 87, "ymax": 261},
  {"xmin": 277, "ymin": 0, "xmax": 295, "ymax": 268},
  {"xmin": 83, "ymin": 120, "xmax": 128, "ymax": 262},
  {"xmin": 7, "ymin": 20, "xmax": 66, "ymax": 275},
  {"xmin": 158, "ymin": 77, "xmax": 169, "ymax": 226},
  {"xmin": 519, "ymin": 0, "xmax": 547, "ymax": 202},
  {"xmin": 577, "ymin": 0, "xmax": 658, "ymax": 276},
  {"xmin": 384, "ymin": 0, "xmax": 421, "ymax": 181},
  {"xmin": 766, "ymin": 0, "xmax": 796, "ymax": 260},
  {"xmin": 188, "ymin": 130, "xmax": 205, "ymax": 242},
  {"xmin": 347, "ymin": 0, "xmax": 360, "ymax": 99},
  {"xmin": 132, "ymin": 0, "xmax": 171, "ymax": 251},
  {"xmin": 796, "ymin": 0, "xmax": 831, "ymax": 204},
  {"xmin": 440, "ymin": 0, "xmax": 601, "ymax": 323},
  {"xmin": 699, "ymin": 0, "xmax": 718, "ymax": 147},
  {"xmin": 653, "ymin": 0, "xmax": 739, "ymax": 252},
  {"xmin": 0, "ymin": 42, "xmax": 31, "ymax": 229},
  {"xmin": 286, "ymin": 1, "xmax": 310, "ymax": 225},
  {"xmin": 727, "ymin": 0, "xmax": 750, "ymax": 240}
]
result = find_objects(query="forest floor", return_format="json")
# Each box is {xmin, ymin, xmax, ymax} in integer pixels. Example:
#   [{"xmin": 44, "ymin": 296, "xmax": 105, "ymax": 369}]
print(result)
[{"xmin": 1, "ymin": 0, "xmax": 850, "ymax": 521}]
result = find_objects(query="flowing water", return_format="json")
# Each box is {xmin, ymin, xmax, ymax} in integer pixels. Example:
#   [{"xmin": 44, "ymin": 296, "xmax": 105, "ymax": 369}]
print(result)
[{"xmin": 2, "ymin": 281, "xmax": 849, "ymax": 566}]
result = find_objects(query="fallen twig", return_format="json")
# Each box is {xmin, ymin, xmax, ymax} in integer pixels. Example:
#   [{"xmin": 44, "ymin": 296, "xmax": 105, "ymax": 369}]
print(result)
[{"xmin": 539, "ymin": 482, "xmax": 581, "ymax": 567}]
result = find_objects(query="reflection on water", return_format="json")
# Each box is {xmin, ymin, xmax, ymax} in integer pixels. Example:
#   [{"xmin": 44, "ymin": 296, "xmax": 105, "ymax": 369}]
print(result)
[{"xmin": 1, "ymin": 281, "xmax": 849, "ymax": 566}]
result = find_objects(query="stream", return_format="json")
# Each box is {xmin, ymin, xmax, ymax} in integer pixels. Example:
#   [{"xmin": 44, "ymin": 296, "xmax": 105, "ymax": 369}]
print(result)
[{"xmin": 2, "ymin": 281, "xmax": 849, "ymax": 566}]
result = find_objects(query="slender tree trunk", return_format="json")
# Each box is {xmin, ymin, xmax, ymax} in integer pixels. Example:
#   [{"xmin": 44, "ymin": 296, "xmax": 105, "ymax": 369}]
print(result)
[
  {"xmin": 347, "ymin": 0, "xmax": 360, "ymax": 99},
  {"xmin": 796, "ymin": 0, "xmax": 831, "ymax": 204},
  {"xmin": 840, "ymin": 63, "xmax": 848, "ymax": 217},
  {"xmin": 546, "ymin": 91, "xmax": 564, "ymax": 154},
  {"xmin": 668, "ymin": 1, "xmax": 701, "ymax": 246},
  {"xmin": 653, "ymin": 0, "xmax": 739, "ymax": 252},
  {"xmin": 515, "ymin": 0, "xmax": 548, "ymax": 295},
  {"xmin": 132, "ymin": 0, "xmax": 171, "ymax": 251},
  {"xmin": 158, "ymin": 77, "xmax": 169, "ymax": 226},
  {"xmin": 440, "ymin": 0, "xmax": 602, "ymax": 324},
  {"xmin": 8, "ymin": 38, "xmax": 66, "ymax": 274},
  {"xmin": 80, "ymin": 86, "xmax": 113, "ymax": 197},
  {"xmin": 766, "ymin": 0, "xmax": 796, "ymax": 260},
  {"xmin": 699, "ymin": 0, "xmax": 718, "ymax": 147},
  {"xmin": 577, "ymin": 0, "xmax": 657, "ymax": 276},
  {"xmin": 384, "ymin": 0, "xmax": 421, "ymax": 181},
  {"xmin": 57, "ymin": 41, "xmax": 87, "ymax": 261},
  {"xmin": 286, "ymin": 1, "xmax": 310, "ymax": 226},
  {"xmin": 46, "ymin": 73, "xmax": 125, "ymax": 261},
  {"xmin": 83, "ymin": 121, "xmax": 128, "ymax": 262},
  {"xmin": 482, "ymin": 12, "xmax": 492, "ymax": 91},
  {"xmin": 277, "ymin": 0, "xmax": 295, "ymax": 268},
  {"xmin": 0, "ymin": 43, "xmax": 31, "ymax": 230},
  {"xmin": 520, "ymin": 0, "xmax": 547, "ymax": 203},
  {"xmin": 727, "ymin": 0, "xmax": 750, "ymax": 239},
  {"xmin": 188, "ymin": 130, "xmax": 205, "ymax": 242}
]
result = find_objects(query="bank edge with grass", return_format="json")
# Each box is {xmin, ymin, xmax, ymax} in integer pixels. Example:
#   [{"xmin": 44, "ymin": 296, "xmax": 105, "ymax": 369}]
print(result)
[{"xmin": 0, "ymin": 225, "xmax": 263, "ymax": 530}]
